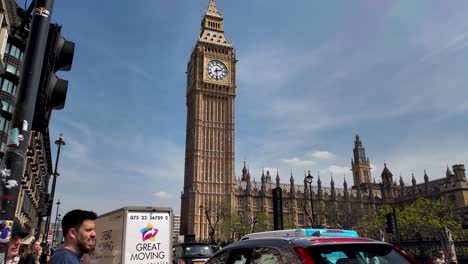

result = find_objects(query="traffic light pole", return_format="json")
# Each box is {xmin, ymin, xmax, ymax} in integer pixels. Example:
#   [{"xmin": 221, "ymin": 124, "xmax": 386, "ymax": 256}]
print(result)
[
  {"xmin": 392, "ymin": 207, "xmax": 401, "ymax": 245},
  {"xmin": 0, "ymin": 0, "xmax": 54, "ymax": 263}
]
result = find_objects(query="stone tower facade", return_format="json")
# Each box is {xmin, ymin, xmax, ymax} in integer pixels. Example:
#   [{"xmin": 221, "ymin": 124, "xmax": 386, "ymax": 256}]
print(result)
[
  {"xmin": 180, "ymin": 0, "xmax": 237, "ymax": 240},
  {"xmin": 351, "ymin": 134, "xmax": 372, "ymax": 187}
]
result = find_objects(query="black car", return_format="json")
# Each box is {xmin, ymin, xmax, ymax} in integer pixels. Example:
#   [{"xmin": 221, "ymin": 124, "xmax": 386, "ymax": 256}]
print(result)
[
  {"xmin": 206, "ymin": 229, "xmax": 419, "ymax": 264},
  {"xmin": 173, "ymin": 242, "xmax": 214, "ymax": 264}
]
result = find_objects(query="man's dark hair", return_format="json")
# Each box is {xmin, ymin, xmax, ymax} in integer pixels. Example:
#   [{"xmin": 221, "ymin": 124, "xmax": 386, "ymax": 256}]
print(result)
[{"xmin": 61, "ymin": 209, "xmax": 97, "ymax": 236}]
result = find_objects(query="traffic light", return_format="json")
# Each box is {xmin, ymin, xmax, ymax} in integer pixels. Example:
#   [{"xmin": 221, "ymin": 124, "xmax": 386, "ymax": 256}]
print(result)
[
  {"xmin": 462, "ymin": 208, "xmax": 468, "ymax": 229},
  {"xmin": 385, "ymin": 212, "xmax": 394, "ymax": 233},
  {"xmin": 32, "ymin": 23, "xmax": 74, "ymax": 132},
  {"xmin": 272, "ymin": 187, "xmax": 283, "ymax": 230}
]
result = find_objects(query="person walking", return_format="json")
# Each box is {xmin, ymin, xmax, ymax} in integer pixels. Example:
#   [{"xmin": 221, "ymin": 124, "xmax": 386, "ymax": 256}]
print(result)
[
  {"xmin": 435, "ymin": 251, "xmax": 446, "ymax": 264},
  {"xmin": 20, "ymin": 239, "xmax": 41, "ymax": 264},
  {"xmin": 48, "ymin": 209, "xmax": 97, "ymax": 264},
  {"xmin": 6, "ymin": 225, "xmax": 30, "ymax": 264}
]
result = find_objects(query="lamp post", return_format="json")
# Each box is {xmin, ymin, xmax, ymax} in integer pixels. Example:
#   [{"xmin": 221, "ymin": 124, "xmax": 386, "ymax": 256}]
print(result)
[
  {"xmin": 52, "ymin": 200, "xmax": 61, "ymax": 245},
  {"xmin": 54, "ymin": 213, "xmax": 61, "ymax": 245},
  {"xmin": 199, "ymin": 205, "xmax": 203, "ymax": 242},
  {"xmin": 306, "ymin": 171, "xmax": 315, "ymax": 227},
  {"xmin": 43, "ymin": 134, "xmax": 66, "ymax": 243}
]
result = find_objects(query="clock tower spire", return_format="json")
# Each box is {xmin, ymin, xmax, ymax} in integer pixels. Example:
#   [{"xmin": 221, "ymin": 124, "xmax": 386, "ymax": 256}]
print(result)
[
  {"xmin": 180, "ymin": 0, "xmax": 236, "ymax": 241},
  {"xmin": 198, "ymin": 0, "xmax": 231, "ymax": 47}
]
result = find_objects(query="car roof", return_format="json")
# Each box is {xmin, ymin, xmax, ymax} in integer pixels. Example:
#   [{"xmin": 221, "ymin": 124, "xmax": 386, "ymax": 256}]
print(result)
[
  {"xmin": 174, "ymin": 242, "xmax": 212, "ymax": 246},
  {"xmin": 220, "ymin": 236, "xmax": 391, "ymax": 250}
]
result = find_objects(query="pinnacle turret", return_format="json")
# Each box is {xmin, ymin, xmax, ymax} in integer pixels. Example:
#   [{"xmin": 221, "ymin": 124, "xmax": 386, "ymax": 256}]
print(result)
[
  {"xmin": 205, "ymin": 0, "xmax": 223, "ymax": 18},
  {"xmin": 276, "ymin": 170, "xmax": 280, "ymax": 187},
  {"xmin": 199, "ymin": 0, "xmax": 231, "ymax": 47}
]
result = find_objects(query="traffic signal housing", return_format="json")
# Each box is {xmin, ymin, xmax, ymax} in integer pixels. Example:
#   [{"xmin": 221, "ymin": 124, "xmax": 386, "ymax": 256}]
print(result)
[
  {"xmin": 272, "ymin": 187, "xmax": 283, "ymax": 230},
  {"xmin": 385, "ymin": 212, "xmax": 394, "ymax": 233},
  {"xmin": 33, "ymin": 23, "xmax": 74, "ymax": 132}
]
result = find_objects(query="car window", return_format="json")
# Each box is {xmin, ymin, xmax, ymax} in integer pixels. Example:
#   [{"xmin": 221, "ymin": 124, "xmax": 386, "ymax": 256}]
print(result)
[
  {"xmin": 253, "ymin": 248, "xmax": 283, "ymax": 264},
  {"xmin": 207, "ymin": 250, "xmax": 230, "ymax": 264},
  {"xmin": 183, "ymin": 244, "xmax": 213, "ymax": 257},
  {"xmin": 227, "ymin": 248, "xmax": 253, "ymax": 264},
  {"xmin": 305, "ymin": 244, "xmax": 413, "ymax": 264}
]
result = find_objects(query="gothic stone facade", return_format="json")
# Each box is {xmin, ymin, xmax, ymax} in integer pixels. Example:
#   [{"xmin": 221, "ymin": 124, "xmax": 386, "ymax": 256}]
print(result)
[
  {"xmin": 181, "ymin": 0, "xmax": 468, "ymax": 242},
  {"xmin": 235, "ymin": 135, "xmax": 468, "ymax": 236}
]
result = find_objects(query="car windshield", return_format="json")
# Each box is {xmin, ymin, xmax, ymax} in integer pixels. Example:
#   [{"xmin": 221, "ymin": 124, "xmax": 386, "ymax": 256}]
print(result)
[
  {"xmin": 305, "ymin": 244, "xmax": 413, "ymax": 264},
  {"xmin": 183, "ymin": 245, "xmax": 213, "ymax": 257}
]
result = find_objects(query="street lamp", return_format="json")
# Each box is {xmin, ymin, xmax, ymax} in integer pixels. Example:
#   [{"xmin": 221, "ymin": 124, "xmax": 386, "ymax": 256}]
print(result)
[
  {"xmin": 43, "ymin": 134, "xmax": 66, "ymax": 244},
  {"xmin": 56, "ymin": 213, "xmax": 62, "ymax": 245},
  {"xmin": 52, "ymin": 200, "xmax": 61, "ymax": 245},
  {"xmin": 306, "ymin": 171, "xmax": 315, "ymax": 227},
  {"xmin": 199, "ymin": 205, "xmax": 204, "ymax": 242}
]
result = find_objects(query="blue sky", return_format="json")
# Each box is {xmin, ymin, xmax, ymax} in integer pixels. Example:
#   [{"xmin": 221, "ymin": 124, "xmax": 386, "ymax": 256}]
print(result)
[{"xmin": 32, "ymin": 0, "xmax": 468, "ymax": 216}]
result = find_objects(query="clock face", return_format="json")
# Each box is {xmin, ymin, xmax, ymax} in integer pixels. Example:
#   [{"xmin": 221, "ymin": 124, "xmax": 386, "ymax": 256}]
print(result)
[{"xmin": 206, "ymin": 60, "xmax": 228, "ymax": 81}]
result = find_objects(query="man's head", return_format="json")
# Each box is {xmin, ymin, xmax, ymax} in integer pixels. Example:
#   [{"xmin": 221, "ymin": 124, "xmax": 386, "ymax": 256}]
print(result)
[{"xmin": 62, "ymin": 209, "xmax": 97, "ymax": 254}]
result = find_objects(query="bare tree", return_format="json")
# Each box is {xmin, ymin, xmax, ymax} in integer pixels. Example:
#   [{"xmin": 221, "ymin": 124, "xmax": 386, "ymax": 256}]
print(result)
[{"xmin": 204, "ymin": 206, "xmax": 225, "ymax": 244}]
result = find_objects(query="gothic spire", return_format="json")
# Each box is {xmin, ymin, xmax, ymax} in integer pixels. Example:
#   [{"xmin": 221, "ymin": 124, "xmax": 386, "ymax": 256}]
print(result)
[
  {"xmin": 205, "ymin": 0, "xmax": 223, "ymax": 18},
  {"xmin": 412, "ymin": 173, "xmax": 416, "ymax": 186},
  {"xmin": 381, "ymin": 163, "xmax": 393, "ymax": 184},
  {"xmin": 199, "ymin": 0, "xmax": 231, "ymax": 47},
  {"xmin": 424, "ymin": 170, "xmax": 429, "ymax": 182},
  {"xmin": 276, "ymin": 170, "xmax": 280, "ymax": 187},
  {"xmin": 290, "ymin": 170, "xmax": 294, "ymax": 185},
  {"xmin": 330, "ymin": 176, "xmax": 335, "ymax": 188},
  {"xmin": 241, "ymin": 160, "xmax": 248, "ymax": 181}
]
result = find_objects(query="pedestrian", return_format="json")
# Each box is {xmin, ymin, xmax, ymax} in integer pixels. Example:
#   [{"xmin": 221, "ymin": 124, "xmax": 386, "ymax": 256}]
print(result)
[
  {"xmin": 434, "ymin": 251, "xmax": 446, "ymax": 264},
  {"xmin": 20, "ymin": 239, "xmax": 41, "ymax": 264},
  {"xmin": 40, "ymin": 244, "xmax": 50, "ymax": 263},
  {"xmin": 48, "ymin": 209, "xmax": 97, "ymax": 264},
  {"xmin": 34, "ymin": 246, "xmax": 44, "ymax": 264},
  {"xmin": 6, "ymin": 225, "xmax": 30, "ymax": 264}
]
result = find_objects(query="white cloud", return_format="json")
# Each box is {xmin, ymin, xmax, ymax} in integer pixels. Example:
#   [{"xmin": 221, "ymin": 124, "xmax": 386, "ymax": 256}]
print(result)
[
  {"xmin": 153, "ymin": 191, "xmax": 174, "ymax": 199},
  {"xmin": 321, "ymin": 165, "xmax": 351, "ymax": 176},
  {"xmin": 282, "ymin": 157, "xmax": 315, "ymax": 167},
  {"xmin": 307, "ymin": 151, "xmax": 336, "ymax": 160}
]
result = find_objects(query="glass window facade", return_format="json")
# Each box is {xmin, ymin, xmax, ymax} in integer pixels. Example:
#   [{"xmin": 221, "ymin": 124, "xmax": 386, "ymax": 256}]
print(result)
[
  {"xmin": 0, "ymin": 78, "xmax": 17, "ymax": 96},
  {"xmin": 5, "ymin": 43, "xmax": 24, "ymax": 61},
  {"xmin": 1, "ymin": 100, "xmax": 14, "ymax": 113},
  {"xmin": 5, "ymin": 63, "xmax": 19, "ymax": 75},
  {"xmin": 0, "ymin": 117, "xmax": 10, "ymax": 152}
]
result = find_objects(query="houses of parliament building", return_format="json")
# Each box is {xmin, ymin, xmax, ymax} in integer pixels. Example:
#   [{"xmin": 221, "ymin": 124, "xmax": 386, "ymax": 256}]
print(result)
[{"xmin": 179, "ymin": 0, "xmax": 468, "ymax": 241}]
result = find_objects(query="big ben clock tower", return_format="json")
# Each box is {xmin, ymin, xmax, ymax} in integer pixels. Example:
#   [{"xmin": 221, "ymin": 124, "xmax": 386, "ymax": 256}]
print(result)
[{"xmin": 180, "ymin": 0, "xmax": 236, "ymax": 241}]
